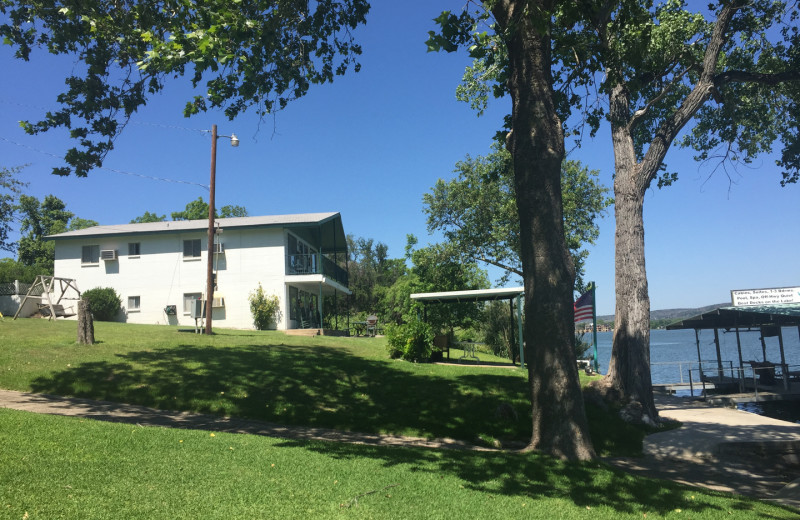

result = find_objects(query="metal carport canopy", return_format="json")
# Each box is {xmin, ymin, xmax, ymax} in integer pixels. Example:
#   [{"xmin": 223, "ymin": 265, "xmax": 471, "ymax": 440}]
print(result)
[
  {"xmin": 410, "ymin": 287, "xmax": 525, "ymax": 304},
  {"xmin": 410, "ymin": 287, "xmax": 525, "ymax": 366}
]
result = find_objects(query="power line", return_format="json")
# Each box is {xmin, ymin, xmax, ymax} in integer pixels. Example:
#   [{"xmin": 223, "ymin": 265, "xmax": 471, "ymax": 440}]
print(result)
[{"xmin": 0, "ymin": 135, "xmax": 209, "ymax": 190}]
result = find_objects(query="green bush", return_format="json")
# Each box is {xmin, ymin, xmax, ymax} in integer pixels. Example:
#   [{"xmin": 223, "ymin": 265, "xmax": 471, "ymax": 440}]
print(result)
[
  {"xmin": 480, "ymin": 301, "xmax": 516, "ymax": 360},
  {"xmin": 249, "ymin": 283, "xmax": 281, "ymax": 330},
  {"xmin": 82, "ymin": 287, "xmax": 121, "ymax": 321},
  {"xmin": 386, "ymin": 320, "xmax": 434, "ymax": 362},
  {"xmin": 574, "ymin": 332, "xmax": 592, "ymax": 359}
]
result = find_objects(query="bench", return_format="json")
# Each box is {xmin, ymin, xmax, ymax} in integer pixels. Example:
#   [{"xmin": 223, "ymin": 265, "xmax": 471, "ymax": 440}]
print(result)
[{"xmin": 38, "ymin": 303, "xmax": 76, "ymax": 318}]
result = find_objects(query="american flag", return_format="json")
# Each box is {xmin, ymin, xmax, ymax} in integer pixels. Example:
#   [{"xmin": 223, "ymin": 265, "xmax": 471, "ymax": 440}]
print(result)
[{"xmin": 574, "ymin": 289, "xmax": 594, "ymax": 323}]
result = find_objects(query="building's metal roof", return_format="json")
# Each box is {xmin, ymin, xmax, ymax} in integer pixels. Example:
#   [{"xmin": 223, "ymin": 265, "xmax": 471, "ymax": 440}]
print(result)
[
  {"xmin": 47, "ymin": 212, "xmax": 348, "ymax": 253},
  {"xmin": 411, "ymin": 287, "xmax": 525, "ymax": 304},
  {"xmin": 666, "ymin": 304, "xmax": 800, "ymax": 331},
  {"xmin": 48, "ymin": 212, "xmax": 340, "ymax": 239}
]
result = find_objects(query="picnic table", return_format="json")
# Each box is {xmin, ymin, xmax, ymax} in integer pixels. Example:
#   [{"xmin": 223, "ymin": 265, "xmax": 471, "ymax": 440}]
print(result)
[
  {"xmin": 455, "ymin": 341, "xmax": 480, "ymax": 362},
  {"xmin": 351, "ymin": 321, "xmax": 367, "ymax": 336}
]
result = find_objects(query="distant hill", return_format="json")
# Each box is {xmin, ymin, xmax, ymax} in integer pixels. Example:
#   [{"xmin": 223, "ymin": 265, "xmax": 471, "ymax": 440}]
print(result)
[{"xmin": 597, "ymin": 303, "xmax": 729, "ymax": 323}]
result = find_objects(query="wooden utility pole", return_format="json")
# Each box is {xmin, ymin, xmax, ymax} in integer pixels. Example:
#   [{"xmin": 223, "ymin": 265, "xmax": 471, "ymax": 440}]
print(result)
[{"xmin": 205, "ymin": 124, "xmax": 218, "ymax": 335}]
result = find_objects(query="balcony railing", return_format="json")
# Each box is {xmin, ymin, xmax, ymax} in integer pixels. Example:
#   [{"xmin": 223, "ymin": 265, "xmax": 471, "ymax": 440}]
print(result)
[
  {"xmin": 286, "ymin": 253, "xmax": 348, "ymax": 287},
  {"xmin": 322, "ymin": 255, "xmax": 348, "ymax": 286}
]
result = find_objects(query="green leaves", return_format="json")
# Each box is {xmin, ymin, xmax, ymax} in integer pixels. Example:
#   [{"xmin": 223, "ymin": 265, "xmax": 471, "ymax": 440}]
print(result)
[
  {"xmin": 0, "ymin": 165, "xmax": 29, "ymax": 253},
  {"xmin": 436, "ymin": 1, "xmax": 799, "ymax": 187},
  {"xmin": 249, "ymin": 283, "xmax": 280, "ymax": 330},
  {"xmin": 424, "ymin": 145, "xmax": 611, "ymax": 289},
  {"xmin": 425, "ymin": 10, "xmax": 474, "ymax": 53},
  {"xmin": 1, "ymin": 0, "xmax": 370, "ymax": 176},
  {"xmin": 425, "ymin": 9, "xmax": 488, "ymax": 53}
]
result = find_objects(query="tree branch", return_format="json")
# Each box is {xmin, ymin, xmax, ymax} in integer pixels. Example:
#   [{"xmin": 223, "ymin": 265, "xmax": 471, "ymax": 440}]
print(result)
[
  {"xmin": 474, "ymin": 254, "xmax": 523, "ymax": 278},
  {"xmin": 636, "ymin": 1, "xmax": 741, "ymax": 192},
  {"xmin": 714, "ymin": 69, "xmax": 800, "ymax": 87},
  {"xmin": 628, "ymin": 63, "xmax": 697, "ymax": 132}
]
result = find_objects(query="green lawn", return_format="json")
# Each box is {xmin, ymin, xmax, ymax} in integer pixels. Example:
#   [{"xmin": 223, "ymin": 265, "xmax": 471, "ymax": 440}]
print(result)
[
  {"xmin": 1, "ymin": 319, "xmax": 796, "ymax": 518},
  {"xmin": 0, "ymin": 319, "xmax": 533, "ymax": 445},
  {"xmin": 2, "ymin": 408, "xmax": 794, "ymax": 519}
]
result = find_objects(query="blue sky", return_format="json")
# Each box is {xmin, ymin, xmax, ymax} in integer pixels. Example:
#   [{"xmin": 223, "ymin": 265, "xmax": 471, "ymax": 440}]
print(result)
[{"xmin": 1, "ymin": 2, "xmax": 797, "ymax": 316}]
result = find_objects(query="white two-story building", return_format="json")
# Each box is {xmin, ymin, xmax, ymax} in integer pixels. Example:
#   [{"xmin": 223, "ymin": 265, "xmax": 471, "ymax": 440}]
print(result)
[{"xmin": 49, "ymin": 212, "xmax": 351, "ymax": 331}]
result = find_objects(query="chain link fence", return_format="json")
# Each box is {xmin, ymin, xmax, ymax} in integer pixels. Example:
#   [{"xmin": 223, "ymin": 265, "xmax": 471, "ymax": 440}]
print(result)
[{"xmin": 0, "ymin": 281, "xmax": 44, "ymax": 296}]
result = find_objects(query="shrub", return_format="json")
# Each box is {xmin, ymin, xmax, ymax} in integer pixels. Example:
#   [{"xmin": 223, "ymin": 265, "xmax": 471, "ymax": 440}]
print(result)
[
  {"xmin": 386, "ymin": 320, "xmax": 434, "ymax": 362},
  {"xmin": 480, "ymin": 301, "xmax": 516, "ymax": 360},
  {"xmin": 574, "ymin": 332, "xmax": 592, "ymax": 359},
  {"xmin": 82, "ymin": 287, "xmax": 121, "ymax": 321},
  {"xmin": 249, "ymin": 283, "xmax": 281, "ymax": 330}
]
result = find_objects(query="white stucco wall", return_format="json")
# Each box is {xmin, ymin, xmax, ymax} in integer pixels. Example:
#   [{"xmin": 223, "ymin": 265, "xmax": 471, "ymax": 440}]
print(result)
[{"xmin": 53, "ymin": 227, "xmax": 289, "ymax": 329}]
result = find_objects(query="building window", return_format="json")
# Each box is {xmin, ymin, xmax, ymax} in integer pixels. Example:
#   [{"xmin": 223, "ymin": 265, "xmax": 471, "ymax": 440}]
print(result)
[
  {"xmin": 81, "ymin": 245, "xmax": 100, "ymax": 264},
  {"xmin": 183, "ymin": 239, "xmax": 202, "ymax": 259},
  {"xmin": 128, "ymin": 242, "xmax": 141, "ymax": 257},
  {"xmin": 183, "ymin": 293, "xmax": 202, "ymax": 314},
  {"xmin": 128, "ymin": 296, "xmax": 141, "ymax": 311}
]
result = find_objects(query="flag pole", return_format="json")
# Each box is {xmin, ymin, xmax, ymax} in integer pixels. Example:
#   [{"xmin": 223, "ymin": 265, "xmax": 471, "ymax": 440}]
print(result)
[{"xmin": 591, "ymin": 281, "xmax": 599, "ymax": 373}]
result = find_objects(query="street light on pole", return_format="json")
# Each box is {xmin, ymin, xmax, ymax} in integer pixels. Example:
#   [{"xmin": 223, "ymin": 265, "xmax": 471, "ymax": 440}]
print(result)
[{"xmin": 205, "ymin": 124, "xmax": 239, "ymax": 335}]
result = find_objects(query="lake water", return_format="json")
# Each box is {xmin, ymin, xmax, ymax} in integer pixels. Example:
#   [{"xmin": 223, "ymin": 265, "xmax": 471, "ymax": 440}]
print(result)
[
  {"xmin": 591, "ymin": 328, "xmax": 800, "ymax": 383},
  {"xmin": 589, "ymin": 327, "xmax": 800, "ymax": 423}
]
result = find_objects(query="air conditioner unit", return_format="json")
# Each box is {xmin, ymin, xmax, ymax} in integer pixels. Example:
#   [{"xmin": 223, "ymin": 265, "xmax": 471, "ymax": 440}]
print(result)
[
  {"xmin": 100, "ymin": 249, "xmax": 117, "ymax": 261},
  {"xmin": 212, "ymin": 296, "xmax": 225, "ymax": 308},
  {"xmin": 212, "ymin": 242, "xmax": 224, "ymax": 254},
  {"xmin": 191, "ymin": 298, "xmax": 205, "ymax": 319}
]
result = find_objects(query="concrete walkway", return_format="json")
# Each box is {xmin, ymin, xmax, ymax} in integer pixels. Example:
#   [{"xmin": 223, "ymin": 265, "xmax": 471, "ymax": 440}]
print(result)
[
  {"xmin": 2, "ymin": 389, "xmax": 800, "ymax": 510},
  {"xmin": 606, "ymin": 394, "xmax": 800, "ymax": 510}
]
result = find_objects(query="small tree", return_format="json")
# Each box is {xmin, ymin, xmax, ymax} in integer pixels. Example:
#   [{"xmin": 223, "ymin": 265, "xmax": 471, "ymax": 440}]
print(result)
[
  {"xmin": 81, "ymin": 287, "xmax": 121, "ymax": 321},
  {"xmin": 249, "ymin": 284, "xmax": 281, "ymax": 330},
  {"xmin": 0, "ymin": 165, "xmax": 28, "ymax": 254}
]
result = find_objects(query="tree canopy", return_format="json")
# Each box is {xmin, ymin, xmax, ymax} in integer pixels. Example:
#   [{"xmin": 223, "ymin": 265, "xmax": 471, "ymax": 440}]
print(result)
[
  {"xmin": 346, "ymin": 235, "xmax": 406, "ymax": 315},
  {"xmin": 430, "ymin": 0, "xmax": 800, "ymax": 434},
  {"xmin": 68, "ymin": 217, "xmax": 99, "ymax": 231},
  {"xmin": 405, "ymin": 238, "xmax": 490, "ymax": 333},
  {"xmin": 170, "ymin": 197, "xmax": 248, "ymax": 220},
  {"xmin": 1, "ymin": 0, "xmax": 370, "ymax": 176},
  {"xmin": 16, "ymin": 194, "xmax": 73, "ymax": 273},
  {"xmin": 0, "ymin": 166, "xmax": 28, "ymax": 253},
  {"xmin": 594, "ymin": 0, "xmax": 799, "ymax": 423},
  {"xmin": 130, "ymin": 211, "xmax": 166, "ymax": 224},
  {"xmin": 437, "ymin": 2, "xmax": 799, "ymax": 186},
  {"xmin": 424, "ymin": 145, "xmax": 611, "ymax": 289}
]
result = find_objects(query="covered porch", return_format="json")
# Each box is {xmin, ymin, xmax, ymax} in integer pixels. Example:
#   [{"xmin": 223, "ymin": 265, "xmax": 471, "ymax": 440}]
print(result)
[
  {"xmin": 284, "ymin": 214, "xmax": 348, "ymax": 287},
  {"xmin": 286, "ymin": 276, "xmax": 351, "ymax": 333}
]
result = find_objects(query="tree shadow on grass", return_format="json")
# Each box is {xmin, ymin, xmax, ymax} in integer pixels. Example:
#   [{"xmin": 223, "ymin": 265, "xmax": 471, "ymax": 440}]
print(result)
[
  {"xmin": 26, "ymin": 344, "xmax": 790, "ymax": 517},
  {"xmin": 29, "ymin": 343, "xmax": 531, "ymax": 442},
  {"xmin": 281, "ymin": 440, "xmax": 779, "ymax": 518}
]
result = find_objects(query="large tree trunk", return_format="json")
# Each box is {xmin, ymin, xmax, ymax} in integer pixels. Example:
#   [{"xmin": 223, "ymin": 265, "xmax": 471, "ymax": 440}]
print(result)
[
  {"xmin": 605, "ymin": 167, "xmax": 658, "ymax": 424},
  {"xmin": 593, "ymin": 84, "xmax": 659, "ymax": 424},
  {"xmin": 494, "ymin": 0, "xmax": 595, "ymax": 461}
]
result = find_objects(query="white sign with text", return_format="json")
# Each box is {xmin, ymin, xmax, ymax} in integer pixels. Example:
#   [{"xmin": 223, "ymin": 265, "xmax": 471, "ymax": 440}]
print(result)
[{"xmin": 731, "ymin": 287, "xmax": 800, "ymax": 306}]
